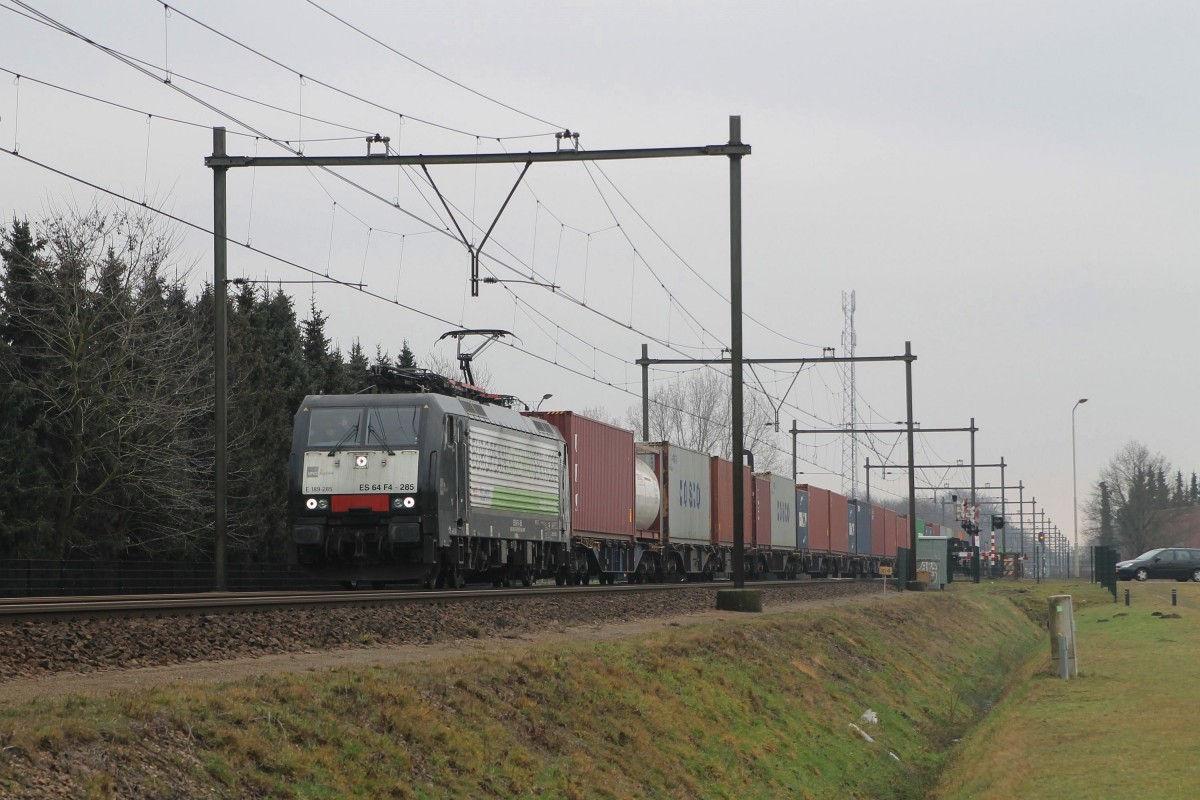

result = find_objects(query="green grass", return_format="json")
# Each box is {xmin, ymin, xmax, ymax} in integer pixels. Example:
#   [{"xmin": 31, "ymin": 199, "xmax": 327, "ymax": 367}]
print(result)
[
  {"xmin": 930, "ymin": 579, "xmax": 1200, "ymax": 799},
  {"xmin": 0, "ymin": 588, "xmax": 1071, "ymax": 798}
]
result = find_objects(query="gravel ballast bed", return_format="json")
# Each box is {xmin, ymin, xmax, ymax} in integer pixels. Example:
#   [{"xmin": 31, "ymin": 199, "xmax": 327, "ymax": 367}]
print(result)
[{"xmin": 1, "ymin": 582, "xmax": 879, "ymax": 682}]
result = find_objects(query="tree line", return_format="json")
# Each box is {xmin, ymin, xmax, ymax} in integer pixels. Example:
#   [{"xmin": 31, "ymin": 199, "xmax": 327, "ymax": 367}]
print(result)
[
  {"xmin": 0, "ymin": 208, "xmax": 419, "ymax": 562},
  {"xmin": 1086, "ymin": 441, "xmax": 1200, "ymax": 558},
  {"xmin": 9, "ymin": 210, "xmax": 1195, "ymax": 567},
  {"xmin": 1, "ymin": 207, "xmax": 778, "ymax": 565}
]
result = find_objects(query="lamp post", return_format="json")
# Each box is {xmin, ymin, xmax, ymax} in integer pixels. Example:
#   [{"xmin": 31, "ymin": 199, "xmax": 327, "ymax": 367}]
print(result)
[
  {"xmin": 535, "ymin": 393, "xmax": 553, "ymax": 412},
  {"xmin": 1072, "ymin": 398, "xmax": 1088, "ymax": 578}
]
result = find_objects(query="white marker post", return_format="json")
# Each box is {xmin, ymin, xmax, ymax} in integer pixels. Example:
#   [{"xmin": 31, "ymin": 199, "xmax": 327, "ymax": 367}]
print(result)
[{"xmin": 1048, "ymin": 595, "xmax": 1078, "ymax": 678}]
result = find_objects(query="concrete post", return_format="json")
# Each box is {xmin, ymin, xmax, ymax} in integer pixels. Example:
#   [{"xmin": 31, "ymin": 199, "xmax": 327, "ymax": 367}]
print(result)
[{"xmin": 1048, "ymin": 594, "xmax": 1078, "ymax": 678}]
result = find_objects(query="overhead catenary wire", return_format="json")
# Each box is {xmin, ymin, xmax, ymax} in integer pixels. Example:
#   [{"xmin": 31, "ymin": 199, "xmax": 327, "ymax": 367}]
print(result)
[
  {"xmin": 152, "ymin": 0, "xmax": 559, "ymax": 141},
  {"xmin": 6, "ymin": 1, "xmax": 826, "ymax": 383},
  {"xmin": 583, "ymin": 152, "xmax": 826, "ymax": 352},
  {"xmin": 1, "ymin": 141, "xmax": 858, "ymax": 487},
  {"xmin": 3, "ymin": 1, "xmax": 864, "ymax": 453},
  {"xmin": 3, "ymin": 143, "xmax": 835, "ymax": 475},
  {"xmin": 301, "ymin": 0, "xmax": 566, "ymax": 131},
  {"xmin": 5, "ymin": 1, "xmax": 778, "ymax": 378},
  {"xmin": 0, "ymin": 4, "xmax": 383, "ymax": 139}
]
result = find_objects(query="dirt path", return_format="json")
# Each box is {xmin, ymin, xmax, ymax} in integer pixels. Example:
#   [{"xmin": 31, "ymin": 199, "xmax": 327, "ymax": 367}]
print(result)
[{"xmin": 0, "ymin": 591, "xmax": 899, "ymax": 706}]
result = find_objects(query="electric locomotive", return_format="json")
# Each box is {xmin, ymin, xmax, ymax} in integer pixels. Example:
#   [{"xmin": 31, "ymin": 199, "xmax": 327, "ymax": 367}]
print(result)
[{"xmin": 289, "ymin": 367, "xmax": 571, "ymax": 588}]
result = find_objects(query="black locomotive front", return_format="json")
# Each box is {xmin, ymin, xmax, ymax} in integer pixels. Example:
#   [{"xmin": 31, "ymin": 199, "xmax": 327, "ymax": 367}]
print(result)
[{"xmin": 289, "ymin": 390, "xmax": 570, "ymax": 588}]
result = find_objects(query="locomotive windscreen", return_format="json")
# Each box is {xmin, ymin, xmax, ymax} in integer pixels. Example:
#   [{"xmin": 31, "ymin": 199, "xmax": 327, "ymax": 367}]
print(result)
[{"xmin": 306, "ymin": 406, "xmax": 422, "ymax": 449}]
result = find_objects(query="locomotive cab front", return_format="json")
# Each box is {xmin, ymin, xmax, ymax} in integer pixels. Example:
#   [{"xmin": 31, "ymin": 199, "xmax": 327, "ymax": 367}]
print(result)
[{"xmin": 290, "ymin": 397, "xmax": 436, "ymax": 584}]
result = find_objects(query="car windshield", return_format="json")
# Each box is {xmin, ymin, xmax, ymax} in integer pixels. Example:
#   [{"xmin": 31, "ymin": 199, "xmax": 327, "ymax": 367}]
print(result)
[{"xmin": 1133, "ymin": 548, "xmax": 1165, "ymax": 561}]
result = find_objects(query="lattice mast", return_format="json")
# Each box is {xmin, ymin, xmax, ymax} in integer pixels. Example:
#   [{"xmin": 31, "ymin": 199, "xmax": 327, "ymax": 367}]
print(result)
[{"xmin": 842, "ymin": 290, "xmax": 858, "ymax": 499}]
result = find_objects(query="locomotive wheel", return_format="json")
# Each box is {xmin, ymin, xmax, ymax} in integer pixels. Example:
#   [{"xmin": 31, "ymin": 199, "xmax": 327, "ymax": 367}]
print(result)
[
  {"xmin": 555, "ymin": 574, "xmax": 566, "ymax": 586},
  {"xmin": 520, "ymin": 569, "xmax": 534, "ymax": 588},
  {"xmin": 579, "ymin": 572, "xmax": 590, "ymax": 586}
]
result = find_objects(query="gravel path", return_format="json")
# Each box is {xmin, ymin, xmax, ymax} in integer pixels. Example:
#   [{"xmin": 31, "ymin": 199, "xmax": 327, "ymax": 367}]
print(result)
[{"xmin": 0, "ymin": 581, "xmax": 888, "ymax": 705}]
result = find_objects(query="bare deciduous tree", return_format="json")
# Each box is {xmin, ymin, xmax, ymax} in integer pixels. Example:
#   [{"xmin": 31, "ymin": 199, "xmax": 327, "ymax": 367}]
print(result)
[
  {"xmin": 1085, "ymin": 440, "xmax": 1182, "ymax": 558},
  {"xmin": 625, "ymin": 369, "xmax": 783, "ymax": 472},
  {"xmin": 423, "ymin": 349, "xmax": 494, "ymax": 391},
  {"xmin": 0, "ymin": 207, "xmax": 211, "ymax": 558}
]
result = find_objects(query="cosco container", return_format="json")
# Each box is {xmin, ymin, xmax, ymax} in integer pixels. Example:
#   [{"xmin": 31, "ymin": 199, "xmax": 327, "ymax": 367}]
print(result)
[
  {"xmin": 764, "ymin": 473, "xmax": 796, "ymax": 550},
  {"xmin": 799, "ymin": 484, "xmax": 831, "ymax": 551},
  {"xmin": 637, "ymin": 442, "xmax": 711, "ymax": 546},
  {"xmin": 527, "ymin": 411, "xmax": 634, "ymax": 539}
]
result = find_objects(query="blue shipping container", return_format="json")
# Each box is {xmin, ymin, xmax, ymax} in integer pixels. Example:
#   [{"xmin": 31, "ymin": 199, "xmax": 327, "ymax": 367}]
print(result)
[{"xmin": 796, "ymin": 488, "xmax": 810, "ymax": 549}]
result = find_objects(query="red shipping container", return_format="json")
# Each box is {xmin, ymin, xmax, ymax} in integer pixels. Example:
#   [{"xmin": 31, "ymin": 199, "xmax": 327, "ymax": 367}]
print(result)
[
  {"xmin": 711, "ymin": 458, "xmax": 754, "ymax": 546},
  {"xmin": 752, "ymin": 474, "xmax": 771, "ymax": 549},
  {"xmin": 883, "ymin": 509, "xmax": 898, "ymax": 558},
  {"xmin": 710, "ymin": 458, "xmax": 732, "ymax": 546},
  {"xmin": 798, "ymin": 484, "xmax": 831, "ymax": 551},
  {"xmin": 896, "ymin": 515, "xmax": 910, "ymax": 555},
  {"xmin": 829, "ymin": 489, "xmax": 849, "ymax": 553},
  {"xmin": 871, "ymin": 505, "xmax": 887, "ymax": 557},
  {"xmin": 526, "ymin": 411, "xmax": 634, "ymax": 539}
]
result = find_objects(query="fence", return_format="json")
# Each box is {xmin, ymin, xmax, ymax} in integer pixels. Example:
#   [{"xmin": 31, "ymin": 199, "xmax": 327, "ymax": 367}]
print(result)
[{"xmin": 0, "ymin": 559, "xmax": 326, "ymax": 597}]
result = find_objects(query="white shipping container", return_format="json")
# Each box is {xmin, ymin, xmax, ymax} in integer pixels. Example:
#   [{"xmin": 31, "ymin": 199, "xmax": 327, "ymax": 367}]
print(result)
[
  {"xmin": 769, "ymin": 473, "xmax": 796, "ymax": 550},
  {"xmin": 663, "ymin": 444, "xmax": 712, "ymax": 545}
]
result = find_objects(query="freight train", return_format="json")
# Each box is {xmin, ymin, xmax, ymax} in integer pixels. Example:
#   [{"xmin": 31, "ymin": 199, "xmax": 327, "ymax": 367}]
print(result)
[{"xmin": 288, "ymin": 366, "xmax": 959, "ymax": 588}]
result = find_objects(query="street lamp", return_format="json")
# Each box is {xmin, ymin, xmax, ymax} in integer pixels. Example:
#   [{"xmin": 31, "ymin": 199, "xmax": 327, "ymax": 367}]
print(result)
[
  {"xmin": 535, "ymin": 393, "xmax": 553, "ymax": 412},
  {"xmin": 1072, "ymin": 398, "xmax": 1088, "ymax": 578}
]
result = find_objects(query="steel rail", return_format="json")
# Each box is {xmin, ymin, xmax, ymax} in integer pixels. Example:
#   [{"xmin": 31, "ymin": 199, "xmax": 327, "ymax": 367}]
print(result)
[{"xmin": 0, "ymin": 579, "xmax": 857, "ymax": 623}]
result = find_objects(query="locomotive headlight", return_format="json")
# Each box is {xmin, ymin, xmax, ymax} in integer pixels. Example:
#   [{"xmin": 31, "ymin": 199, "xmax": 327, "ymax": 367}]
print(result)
[
  {"xmin": 305, "ymin": 498, "xmax": 318, "ymax": 510},
  {"xmin": 402, "ymin": 496, "xmax": 416, "ymax": 509},
  {"xmin": 392, "ymin": 497, "xmax": 404, "ymax": 510},
  {"xmin": 354, "ymin": 455, "xmax": 369, "ymax": 468},
  {"xmin": 317, "ymin": 498, "xmax": 330, "ymax": 510}
]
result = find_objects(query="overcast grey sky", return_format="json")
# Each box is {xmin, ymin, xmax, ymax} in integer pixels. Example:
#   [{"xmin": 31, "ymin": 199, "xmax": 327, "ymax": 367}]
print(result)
[{"xmin": 1, "ymin": 1, "xmax": 1197, "ymax": 549}]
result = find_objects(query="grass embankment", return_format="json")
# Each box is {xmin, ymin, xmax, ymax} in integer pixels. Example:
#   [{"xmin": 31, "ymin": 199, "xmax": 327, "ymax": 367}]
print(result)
[
  {"xmin": 1, "ymin": 591, "xmax": 1043, "ymax": 799},
  {"xmin": 931, "ymin": 579, "xmax": 1200, "ymax": 799}
]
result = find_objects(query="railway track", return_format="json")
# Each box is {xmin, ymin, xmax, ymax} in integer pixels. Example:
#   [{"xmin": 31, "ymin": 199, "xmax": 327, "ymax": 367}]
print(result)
[{"xmin": 0, "ymin": 579, "xmax": 861, "ymax": 623}]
